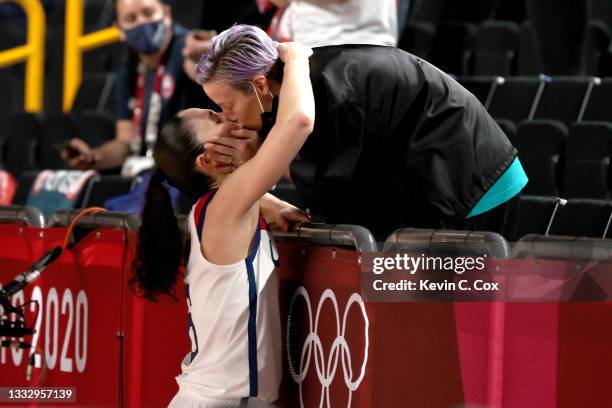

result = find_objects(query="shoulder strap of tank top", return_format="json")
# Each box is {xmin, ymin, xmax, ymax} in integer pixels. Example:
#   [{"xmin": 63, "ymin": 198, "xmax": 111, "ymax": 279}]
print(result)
[
  {"xmin": 193, "ymin": 189, "xmax": 217, "ymax": 242},
  {"xmin": 245, "ymin": 216, "xmax": 261, "ymax": 397},
  {"xmin": 194, "ymin": 190, "xmax": 269, "ymax": 243},
  {"xmin": 194, "ymin": 190, "xmax": 265, "ymax": 259}
]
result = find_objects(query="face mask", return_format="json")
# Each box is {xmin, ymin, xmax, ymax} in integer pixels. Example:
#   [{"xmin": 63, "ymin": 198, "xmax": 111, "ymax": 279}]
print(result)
[
  {"xmin": 124, "ymin": 20, "xmax": 169, "ymax": 55},
  {"xmin": 253, "ymin": 83, "xmax": 277, "ymax": 140}
]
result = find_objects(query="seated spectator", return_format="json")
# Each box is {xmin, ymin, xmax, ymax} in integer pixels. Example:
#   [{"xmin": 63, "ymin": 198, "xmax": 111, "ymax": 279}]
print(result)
[{"xmin": 62, "ymin": 0, "xmax": 219, "ymax": 176}]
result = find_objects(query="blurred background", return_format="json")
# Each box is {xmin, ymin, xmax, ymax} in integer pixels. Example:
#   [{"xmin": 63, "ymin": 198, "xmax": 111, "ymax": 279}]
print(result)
[{"xmin": 0, "ymin": 0, "xmax": 612, "ymax": 241}]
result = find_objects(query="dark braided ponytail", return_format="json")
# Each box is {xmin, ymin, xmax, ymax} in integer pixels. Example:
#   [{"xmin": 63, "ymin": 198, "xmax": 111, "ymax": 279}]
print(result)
[{"xmin": 130, "ymin": 168, "xmax": 186, "ymax": 301}]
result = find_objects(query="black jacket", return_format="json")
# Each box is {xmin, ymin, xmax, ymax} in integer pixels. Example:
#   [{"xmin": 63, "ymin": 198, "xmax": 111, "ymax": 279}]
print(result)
[{"xmin": 288, "ymin": 45, "xmax": 517, "ymax": 237}]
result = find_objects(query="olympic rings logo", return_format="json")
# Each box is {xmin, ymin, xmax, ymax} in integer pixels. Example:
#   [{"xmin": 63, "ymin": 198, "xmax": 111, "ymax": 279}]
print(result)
[{"xmin": 286, "ymin": 287, "xmax": 369, "ymax": 408}]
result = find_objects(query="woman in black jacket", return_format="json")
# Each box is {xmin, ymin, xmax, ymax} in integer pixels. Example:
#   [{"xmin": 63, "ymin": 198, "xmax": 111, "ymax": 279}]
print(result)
[{"xmin": 197, "ymin": 25, "xmax": 528, "ymax": 238}]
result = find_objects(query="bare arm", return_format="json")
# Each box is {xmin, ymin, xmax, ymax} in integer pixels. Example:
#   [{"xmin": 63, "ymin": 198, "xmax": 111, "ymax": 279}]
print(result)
[
  {"xmin": 183, "ymin": 58, "xmax": 198, "ymax": 82},
  {"xmin": 260, "ymin": 193, "xmax": 310, "ymax": 231},
  {"xmin": 213, "ymin": 43, "xmax": 314, "ymax": 217},
  {"xmin": 182, "ymin": 30, "xmax": 216, "ymax": 82},
  {"xmin": 283, "ymin": 166, "xmax": 292, "ymax": 181},
  {"xmin": 90, "ymin": 120, "xmax": 133, "ymax": 170},
  {"xmin": 63, "ymin": 120, "xmax": 133, "ymax": 170},
  {"xmin": 202, "ymin": 43, "xmax": 314, "ymax": 263}
]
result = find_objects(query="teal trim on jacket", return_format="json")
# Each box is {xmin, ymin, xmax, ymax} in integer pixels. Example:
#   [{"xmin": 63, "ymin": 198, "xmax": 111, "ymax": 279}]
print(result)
[{"xmin": 467, "ymin": 157, "xmax": 528, "ymax": 218}]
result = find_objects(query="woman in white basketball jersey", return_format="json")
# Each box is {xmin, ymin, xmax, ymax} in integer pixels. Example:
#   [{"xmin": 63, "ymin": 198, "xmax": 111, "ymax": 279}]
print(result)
[{"xmin": 131, "ymin": 41, "xmax": 315, "ymax": 407}]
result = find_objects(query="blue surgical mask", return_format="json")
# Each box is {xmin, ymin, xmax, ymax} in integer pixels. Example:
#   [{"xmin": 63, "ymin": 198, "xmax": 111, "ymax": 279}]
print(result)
[{"xmin": 124, "ymin": 20, "xmax": 169, "ymax": 55}]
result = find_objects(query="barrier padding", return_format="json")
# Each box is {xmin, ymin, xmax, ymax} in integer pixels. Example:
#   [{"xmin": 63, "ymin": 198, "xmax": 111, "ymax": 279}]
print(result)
[
  {"xmin": 1, "ymin": 228, "xmax": 612, "ymax": 407},
  {"xmin": 0, "ymin": 225, "xmax": 125, "ymax": 407}
]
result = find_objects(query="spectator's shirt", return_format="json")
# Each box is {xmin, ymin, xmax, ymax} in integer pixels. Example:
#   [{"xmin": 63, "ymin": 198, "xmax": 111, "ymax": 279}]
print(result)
[
  {"xmin": 279, "ymin": 0, "xmax": 398, "ymax": 47},
  {"xmin": 114, "ymin": 24, "xmax": 193, "ymax": 156}
]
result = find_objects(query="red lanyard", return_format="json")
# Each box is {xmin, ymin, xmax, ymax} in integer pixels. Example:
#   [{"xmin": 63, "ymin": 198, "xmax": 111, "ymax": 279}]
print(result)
[{"xmin": 132, "ymin": 57, "xmax": 167, "ymax": 153}]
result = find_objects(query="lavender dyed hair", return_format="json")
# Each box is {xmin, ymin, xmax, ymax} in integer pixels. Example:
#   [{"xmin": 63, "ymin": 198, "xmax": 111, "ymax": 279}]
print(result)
[{"xmin": 195, "ymin": 24, "xmax": 280, "ymax": 93}]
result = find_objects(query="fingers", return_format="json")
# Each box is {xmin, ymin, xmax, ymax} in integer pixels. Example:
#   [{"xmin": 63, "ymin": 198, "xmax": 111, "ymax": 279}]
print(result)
[
  {"xmin": 192, "ymin": 29, "xmax": 217, "ymax": 41},
  {"xmin": 287, "ymin": 211, "xmax": 311, "ymax": 223},
  {"xmin": 284, "ymin": 212, "xmax": 311, "ymax": 226},
  {"xmin": 67, "ymin": 157, "xmax": 80, "ymax": 168},
  {"xmin": 67, "ymin": 156, "xmax": 93, "ymax": 170},
  {"xmin": 206, "ymin": 135, "xmax": 240, "ymax": 148},
  {"xmin": 208, "ymin": 136, "xmax": 255, "ymax": 151},
  {"xmin": 270, "ymin": 208, "xmax": 311, "ymax": 232},
  {"xmin": 204, "ymin": 143, "xmax": 233, "ymax": 156},
  {"xmin": 205, "ymin": 122, "xmax": 244, "ymax": 144},
  {"xmin": 182, "ymin": 35, "xmax": 197, "ymax": 58},
  {"xmin": 208, "ymin": 121, "xmax": 242, "ymax": 141},
  {"xmin": 206, "ymin": 142, "xmax": 255, "ymax": 168},
  {"xmin": 183, "ymin": 30, "xmax": 217, "ymax": 58},
  {"xmin": 277, "ymin": 218, "xmax": 290, "ymax": 232},
  {"xmin": 230, "ymin": 128, "xmax": 259, "ymax": 140},
  {"xmin": 60, "ymin": 139, "xmax": 94, "ymax": 169},
  {"xmin": 204, "ymin": 125, "xmax": 259, "ymax": 167},
  {"xmin": 277, "ymin": 43, "xmax": 290, "ymax": 62},
  {"xmin": 277, "ymin": 42, "xmax": 313, "ymax": 62},
  {"xmin": 214, "ymin": 164, "xmax": 237, "ymax": 174},
  {"xmin": 205, "ymin": 151, "xmax": 233, "ymax": 165},
  {"xmin": 220, "ymin": 121, "xmax": 242, "ymax": 133},
  {"xmin": 70, "ymin": 138, "xmax": 91, "ymax": 154}
]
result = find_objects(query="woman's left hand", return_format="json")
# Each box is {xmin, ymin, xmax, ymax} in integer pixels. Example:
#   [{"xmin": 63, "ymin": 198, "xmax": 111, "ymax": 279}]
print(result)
[
  {"xmin": 260, "ymin": 194, "xmax": 311, "ymax": 232},
  {"xmin": 277, "ymin": 42, "xmax": 313, "ymax": 63}
]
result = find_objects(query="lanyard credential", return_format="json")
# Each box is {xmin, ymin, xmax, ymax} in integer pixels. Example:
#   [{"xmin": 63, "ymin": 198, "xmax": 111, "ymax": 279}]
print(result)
[
  {"xmin": 132, "ymin": 54, "xmax": 168, "ymax": 157},
  {"xmin": 123, "ymin": 54, "xmax": 169, "ymax": 177}
]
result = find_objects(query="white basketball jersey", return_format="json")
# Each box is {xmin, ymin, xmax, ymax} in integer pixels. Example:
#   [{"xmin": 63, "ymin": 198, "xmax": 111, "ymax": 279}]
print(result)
[{"xmin": 173, "ymin": 191, "xmax": 282, "ymax": 404}]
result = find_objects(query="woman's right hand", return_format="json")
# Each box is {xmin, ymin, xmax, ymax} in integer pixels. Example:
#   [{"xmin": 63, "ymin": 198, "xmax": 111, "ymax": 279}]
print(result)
[
  {"xmin": 277, "ymin": 42, "xmax": 313, "ymax": 63},
  {"xmin": 61, "ymin": 138, "xmax": 96, "ymax": 170},
  {"xmin": 182, "ymin": 29, "xmax": 217, "ymax": 61}
]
